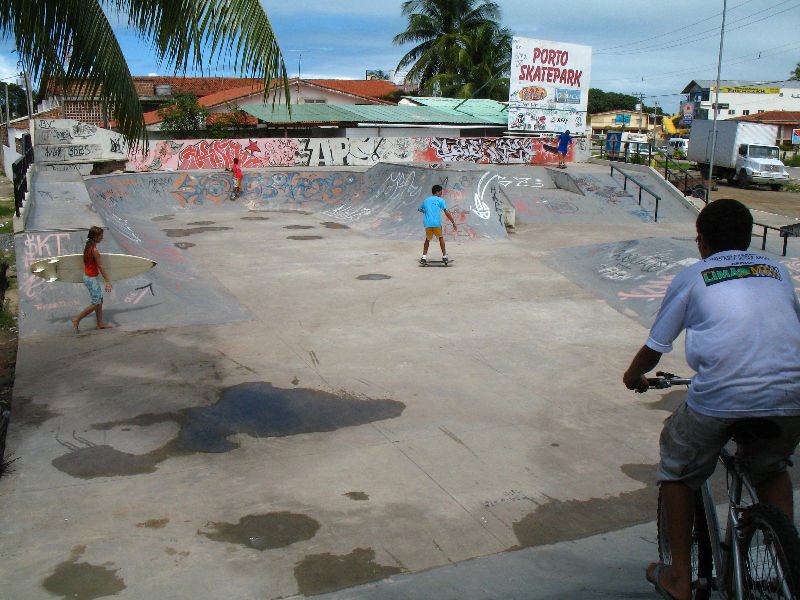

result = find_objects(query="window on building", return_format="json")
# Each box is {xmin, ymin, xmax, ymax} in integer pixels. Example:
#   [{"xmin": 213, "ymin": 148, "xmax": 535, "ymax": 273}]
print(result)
[
  {"xmin": 742, "ymin": 110, "xmax": 750, "ymax": 116},
  {"xmin": 728, "ymin": 109, "xmax": 736, "ymax": 115},
  {"xmin": 303, "ymin": 98, "xmax": 326, "ymax": 104},
  {"xmin": 758, "ymin": 110, "xmax": 765, "ymax": 113}
]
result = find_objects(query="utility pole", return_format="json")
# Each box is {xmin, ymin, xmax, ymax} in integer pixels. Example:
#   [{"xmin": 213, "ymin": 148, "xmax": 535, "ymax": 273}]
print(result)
[
  {"xmin": 633, "ymin": 92, "xmax": 646, "ymax": 133},
  {"xmin": 707, "ymin": 0, "xmax": 727, "ymax": 204}
]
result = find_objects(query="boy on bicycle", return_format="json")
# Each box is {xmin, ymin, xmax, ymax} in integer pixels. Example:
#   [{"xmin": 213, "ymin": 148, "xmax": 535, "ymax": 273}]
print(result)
[{"xmin": 623, "ymin": 199, "xmax": 800, "ymax": 600}]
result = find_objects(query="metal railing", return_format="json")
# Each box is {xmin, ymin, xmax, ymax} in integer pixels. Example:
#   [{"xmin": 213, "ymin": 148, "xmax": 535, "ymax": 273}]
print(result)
[
  {"xmin": 754, "ymin": 222, "xmax": 799, "ymax": 257},
  {"xmin": 594, "ymin": 139, "xmax": 653, "ymax": 165},
  {"xmin": 12, "ymin": 133, "xmax": 33, "ymax": 217},
  {"xmin": 610, "ymin": 164, "xmax": 662, "ymax": 222},
  {"xmin": 663, "ymin": 155, "xmax": 708, "ymax": 201}
]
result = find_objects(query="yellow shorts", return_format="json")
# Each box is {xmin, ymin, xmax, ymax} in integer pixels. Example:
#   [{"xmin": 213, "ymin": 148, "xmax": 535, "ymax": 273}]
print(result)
[{"xmin": 425, "ymin": 227, "xmax": 442, "ymax": 240}]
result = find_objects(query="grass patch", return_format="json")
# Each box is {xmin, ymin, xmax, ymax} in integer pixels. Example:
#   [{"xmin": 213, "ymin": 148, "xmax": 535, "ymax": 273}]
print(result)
[{"xmin": 781, "ymin": 181, "xmax": 800, "ymax": 193}]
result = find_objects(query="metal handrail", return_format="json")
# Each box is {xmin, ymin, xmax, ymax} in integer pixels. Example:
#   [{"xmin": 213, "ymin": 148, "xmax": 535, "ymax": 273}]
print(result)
[
  {"xmin": 609, "ymin": 165, "xmax": 662, "ymax": 222},
  {"xmin": 12, "ymin": 133, "xmax": 34, "ymax": 217},
  {"xmin": 663, "ymin": 155, "xmax": 708, "ymax": 202},
  {"xmin": 755, "ymin": 222, "xmax": 798, "ymax": 257}
]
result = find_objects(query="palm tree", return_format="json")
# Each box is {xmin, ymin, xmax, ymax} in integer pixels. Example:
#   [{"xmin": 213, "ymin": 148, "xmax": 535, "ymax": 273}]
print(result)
[
  {"xmin": 429, "ymin": 24, "xmax": 511, "ymax": 100},
  {"xmin": 393, "ymin": 0, "xmax": 503, "ymax": 95},
  {"xmin": 1, "ymin": 0, "xmax": 288, "ymax": 149}
]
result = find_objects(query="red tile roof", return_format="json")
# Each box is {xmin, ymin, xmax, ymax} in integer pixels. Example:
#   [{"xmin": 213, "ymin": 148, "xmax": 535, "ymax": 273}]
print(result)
[
  {"xmin": 736, "ymin": 111, "xmax": 800, "ymax": 123},
  {"xmin": 305, "ymin": 79, "xmax": 400, "ymax": 103}
]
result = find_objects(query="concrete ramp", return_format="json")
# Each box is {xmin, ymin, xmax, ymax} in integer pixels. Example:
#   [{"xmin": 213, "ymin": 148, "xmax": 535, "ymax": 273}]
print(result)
[{"xmin": 323, "ymin": 163, "xmax": 508, "ymax": 239}]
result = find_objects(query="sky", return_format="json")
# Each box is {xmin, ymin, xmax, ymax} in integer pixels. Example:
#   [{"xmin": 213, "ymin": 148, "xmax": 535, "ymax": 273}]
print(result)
[{"xmin": 0, "ymin": 0, "xmax": 798, "ymax": 115}]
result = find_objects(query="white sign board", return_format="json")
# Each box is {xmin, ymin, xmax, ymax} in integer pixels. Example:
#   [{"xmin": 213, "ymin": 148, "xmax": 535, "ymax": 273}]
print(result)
[{"xmin": 508, "ymin": 37, "xmax": 592, "ymax": 134}]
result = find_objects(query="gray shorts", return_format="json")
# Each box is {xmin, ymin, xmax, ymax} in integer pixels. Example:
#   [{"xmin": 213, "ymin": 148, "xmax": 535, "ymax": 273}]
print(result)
[{"xmin": 658, "ymin": 402, "xmax": 800, "ymax": 490}]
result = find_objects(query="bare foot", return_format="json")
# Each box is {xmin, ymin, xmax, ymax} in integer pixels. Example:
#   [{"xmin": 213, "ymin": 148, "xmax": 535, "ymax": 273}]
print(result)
[
  {"xmin": 97, "ymin": 324, "xmax": 113, "ymax": 330},
  {"xmin": 71, "ymin": 318, "xmax": 80, "ymax": 333}
]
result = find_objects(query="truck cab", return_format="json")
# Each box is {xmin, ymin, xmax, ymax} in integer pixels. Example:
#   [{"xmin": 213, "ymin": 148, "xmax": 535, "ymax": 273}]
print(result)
[{"xmin": 736, "ymin": 143, "xmax": 789, "ymax": 189}]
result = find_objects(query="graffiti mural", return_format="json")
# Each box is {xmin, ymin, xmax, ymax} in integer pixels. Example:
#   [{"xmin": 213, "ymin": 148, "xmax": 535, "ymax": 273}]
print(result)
[{"xmin": 126, "ymin": 135, "xmax": 577, "ymax": 171}]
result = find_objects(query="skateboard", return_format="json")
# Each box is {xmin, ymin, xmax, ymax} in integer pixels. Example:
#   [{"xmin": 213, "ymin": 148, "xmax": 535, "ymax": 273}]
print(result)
[
  {"xmin": 543, "ymin": 143, "xmax": 560, "ymax": 154},
  {"xmin": 419, "ymin": 258, "xmax": 454, "ymax": 267},
  {"xmin": 230, "ymin": 190, "xmax": 240, "ymax": 201}
]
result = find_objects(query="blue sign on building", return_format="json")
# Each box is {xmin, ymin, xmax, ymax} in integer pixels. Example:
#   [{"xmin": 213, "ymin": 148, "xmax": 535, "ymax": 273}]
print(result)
[{"xmin": 615, "ymin": 114, "xmax": 631, "ymax": 125}]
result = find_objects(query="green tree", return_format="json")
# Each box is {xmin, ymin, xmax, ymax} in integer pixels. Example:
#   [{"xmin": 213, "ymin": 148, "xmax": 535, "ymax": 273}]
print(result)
[
  {"xmin": 0, "ymin": 82, "xmax": 36, "ymax": 118},
  {"xmin": 393, "ymin": 0, "xmax": 505, "ymax": 96},
  {"xmin": 157, "ymin": 93, "xmax": 208, "ymax": 137},
  {"xmin": 790, "ymin": 62, "xmax": 800, "ymax": 80},
  {"xmin": 1, "ymin": 0, "xmax": 288, "ymax": 149},
  {"xmin": 429, "ymin": 23, "xmax": 511, "ymax": 100}
]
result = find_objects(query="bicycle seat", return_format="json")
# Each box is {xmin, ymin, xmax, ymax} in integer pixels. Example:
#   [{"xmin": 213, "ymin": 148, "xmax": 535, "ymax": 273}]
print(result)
[{"xmin": 726, "ymin": 418, "xmax": 781, "ymax": 443}]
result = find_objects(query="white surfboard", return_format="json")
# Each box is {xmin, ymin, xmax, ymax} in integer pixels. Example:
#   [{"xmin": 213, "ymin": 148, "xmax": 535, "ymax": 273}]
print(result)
[{"xmin": 30, "ymin": 253, "xmax": 157, "ymax": 283}]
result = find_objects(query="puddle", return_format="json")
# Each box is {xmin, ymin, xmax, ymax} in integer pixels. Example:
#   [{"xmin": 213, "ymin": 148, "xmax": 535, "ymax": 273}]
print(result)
[
  {"xmin": 199, "ymin": 512, "xmax": 320, "ymax": 550},
  {"xmin": 357, "ymin": 274, "xmax": 391, "ymax": 281},
  {"xmin": 42, "ymin": 545, "xmax": 126, "ymax": 600},
  {"xmin": 187, "ymin": 221, "xmax": 215, "ymax": 225},
  {"xmin": 295, "ymin": 547, "xmax": 402, "ymax": 596},
  {"xmin": 54, "ymin": 383, "xmax": 404, "ymax": 477},
  {"xmin": 344, "ymin": 491, "xmax": 369, "ymax": 501},
  {"xmin": 287, "ymin": 235, "xmax": 323, "ymax": 241},
  {"xmin": 321, "ymin": 222, "xmax": 349, "ymax": 230},
  {"xmin": 152, "ymin": 215, "xmax": 175, "ymax": 222},
  {"xmin": 162, "ymin": 227, "xmax": 231, "ymax": 238},
  {"xmin": 241, "ymin": 216, "xmax": 269, "ymax": 220},
  {"xmin": 284, "ymin": 225, "xmax": 314, "ymax": 230},
  {"xmin": 174, "ymin": 242, "xmax": 195, "ymax": 249},
  {"xmin": 11, "ymin": 395, "xmax": 61, "ymax": 426}
]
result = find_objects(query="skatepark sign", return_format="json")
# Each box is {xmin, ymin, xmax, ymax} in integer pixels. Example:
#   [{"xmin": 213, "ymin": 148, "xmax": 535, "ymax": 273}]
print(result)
[{"xmin": 508, "ymin": 36, "xmax": 592, "ymax": 134}]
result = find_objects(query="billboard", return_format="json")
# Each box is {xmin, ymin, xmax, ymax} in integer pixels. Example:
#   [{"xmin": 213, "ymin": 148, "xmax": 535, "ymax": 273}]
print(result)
[{"xmin": 508, "ymin": 37, "xmax": 592, "ymax": 133}]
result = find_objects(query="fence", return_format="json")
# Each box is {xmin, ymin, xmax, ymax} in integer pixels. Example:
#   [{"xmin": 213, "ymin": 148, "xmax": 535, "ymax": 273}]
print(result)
[
  {"xmin": 12, "ymin": 133, "xmax": 33, "ymax": 217},
  {"xmin": 609, "ymin": 164, "xmax": 662, "ymax": 222}
]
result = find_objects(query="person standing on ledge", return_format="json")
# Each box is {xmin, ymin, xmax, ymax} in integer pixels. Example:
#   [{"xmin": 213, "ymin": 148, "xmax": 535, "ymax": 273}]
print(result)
[
  {"xmin": 418, "ymin": 184, "xmax": 457, "ymax": 265},
  {"xmin": 557, "ymin": 129, "xmax": 573, "ymax": 168},
  {"xmin": 72, "ymin": 226, "xmax": 113, "ymax": 333}
]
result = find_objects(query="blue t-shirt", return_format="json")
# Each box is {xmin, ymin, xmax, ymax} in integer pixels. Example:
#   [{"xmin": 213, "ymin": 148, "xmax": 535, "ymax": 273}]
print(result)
[
  {"xmin": 419, "ymin": 195, "xmax": 447, "ymax": 228},
  {"xmin": 558, "ymin": 132, "xmax": 572, "ymax": 154}
]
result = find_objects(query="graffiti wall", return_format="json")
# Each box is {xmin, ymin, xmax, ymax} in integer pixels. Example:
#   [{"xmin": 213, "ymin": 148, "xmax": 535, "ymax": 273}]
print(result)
[
  {"xmin": 126, "ymin": 135, "xmax": 587, "ymax": 172},
  {"xmin": 34, "ymin": 119, "xmax": 128, "ymax": 164}
]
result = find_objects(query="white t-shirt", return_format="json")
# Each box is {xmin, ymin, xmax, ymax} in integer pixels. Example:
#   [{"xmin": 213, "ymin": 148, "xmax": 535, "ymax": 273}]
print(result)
[{"xmin": 646, "ymin": 250, "xmax": 800, "ymax": 417}]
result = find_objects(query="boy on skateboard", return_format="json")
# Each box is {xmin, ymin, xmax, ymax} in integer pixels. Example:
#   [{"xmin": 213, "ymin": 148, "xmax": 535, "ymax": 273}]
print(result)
[{"xmin": 418, "ymin": 184, "xmax": 457, "ymax": 265}]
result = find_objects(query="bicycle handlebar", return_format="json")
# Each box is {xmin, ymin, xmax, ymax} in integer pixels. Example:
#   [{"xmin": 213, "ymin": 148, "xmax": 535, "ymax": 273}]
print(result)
[{"xmin": 645, "ymin": 371, "xmax": 691, "ymax": 390}]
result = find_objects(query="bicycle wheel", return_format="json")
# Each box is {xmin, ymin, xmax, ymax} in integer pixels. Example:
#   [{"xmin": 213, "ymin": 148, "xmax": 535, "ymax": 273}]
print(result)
[
  {"xmin": 739, "ymin": 503, "xmax": 800, "ymax": 599},
  {"xmin": 658, "ymin": 488, "xmax": 714, "ymax": 600}
]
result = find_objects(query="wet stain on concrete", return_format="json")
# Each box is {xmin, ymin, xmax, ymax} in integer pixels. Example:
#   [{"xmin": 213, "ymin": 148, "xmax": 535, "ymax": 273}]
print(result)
[
  {"xmin": 165, "ymin": 547, "xmax": 190, "ymax": 557},
  {"xmin": 199, "ymin": 512, "xmax": 320, "ymax": 550},
  {"xmin": 357, "ymin": 274, "xmax": 391, "ymax": 281},
  {"xmin": 162, "ymin": 227, "xmax": 231, "ymax": 238},
  {"xmin": 11, "ymin": 395, "xmax": 61, "ymax": 426},
  {"xmin": 152, "ymin": 215, "xmax": 175, "ymax": 222},
  {"xmin": 241, "ymin": 216, "xmax": 269, "ymax": 220},
  {"xmin": 137, "ymin": 518, "xmax": 169, "ymax": 529},
  {"xmin": 291, "ymin": 376, "xmax": 300, "ymax": 385},
  {"xmin": 344, "ymin": 491, "xmax": 369, "ymax": 501},
  {"xmin": 510, "ymin": 463, "xmax": 658, "ymax": 548},
  {"xmin": 42, "ymin": 545, "xmax": 126, "ymax": 600},
  {"xmin": 174, "ymin": 242, "xmax": 195, "ymax": 249},
  {"xmin": 174, "ymin": 382, "xmax": 405, "ymax": 453},
  {"xmin": 284, "ymin": 225, "xmax": 315, "ymax": 230},
  {"xmin": 53, "ymin": 383, "xmax": 404, "ymax": 478},
  {"xmin": 295, "ymin": 547, "xmax": 403, "ymax": 596},
  {"xmin": 287, "ymin": 235, "xmax": 323, "ymax": 241},
  {"xmin": 187, "ymin": 221, "xmax": 215, "ymax": 225},
  {"xmin": 51, "ymin": 442, "xmax": 174, "ymax": 479},
  {"xmin": 321, "ymin": 222, "xmax": 349, "ymax": 229},
  {"xmin": 265, "ymin": 209, "xmax": 312, "ymax": 215}
]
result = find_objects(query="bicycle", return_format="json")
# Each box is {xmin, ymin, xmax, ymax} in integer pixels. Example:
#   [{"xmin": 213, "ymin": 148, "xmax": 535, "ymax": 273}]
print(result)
[{"xmin": 643, "ymin": 372, "xmax": 800, "ymax": 599}]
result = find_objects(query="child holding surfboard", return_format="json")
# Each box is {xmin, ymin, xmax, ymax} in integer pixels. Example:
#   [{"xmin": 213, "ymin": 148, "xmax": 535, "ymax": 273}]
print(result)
[{"xmin": 71, "ymin": 226, "xmax": 113, "ymax": 333}]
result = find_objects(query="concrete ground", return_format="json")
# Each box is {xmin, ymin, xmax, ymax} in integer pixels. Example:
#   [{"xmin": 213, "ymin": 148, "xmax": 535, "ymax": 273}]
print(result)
[{"xmin": 1, "ymin": 163, "xmax": 798, "ymax": 599}]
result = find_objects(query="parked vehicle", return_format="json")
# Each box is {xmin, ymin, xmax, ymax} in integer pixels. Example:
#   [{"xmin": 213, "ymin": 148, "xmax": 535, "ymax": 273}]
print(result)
[
  {"xmin": 667, "ymin": 138, "xmax": 689, "ymax": 155},
  {"xmin": 688, "ymin": 120, "xmax": 789, "ymax": 190}
]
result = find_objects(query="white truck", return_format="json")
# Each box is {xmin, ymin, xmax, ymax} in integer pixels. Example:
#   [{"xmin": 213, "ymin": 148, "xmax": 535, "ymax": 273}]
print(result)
[{"xmin": 687, "ymin": 120, "xmax": 789, "ymax": 190}]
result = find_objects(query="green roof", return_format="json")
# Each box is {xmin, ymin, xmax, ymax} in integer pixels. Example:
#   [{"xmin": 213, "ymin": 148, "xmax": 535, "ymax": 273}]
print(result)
[
  {"xmin": 405, "ymin": 97, "xmax": 509, "ymax": 122},
  {"xmin": 241, "ymin": 103, "xmax": 507, "ymax": 126}
]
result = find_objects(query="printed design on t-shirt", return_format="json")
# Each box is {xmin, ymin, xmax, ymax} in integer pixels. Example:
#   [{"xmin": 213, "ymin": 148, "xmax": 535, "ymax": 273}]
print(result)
[{"xmin": 701, "ymin": 264, "xmax": 781, "ymax": 286}]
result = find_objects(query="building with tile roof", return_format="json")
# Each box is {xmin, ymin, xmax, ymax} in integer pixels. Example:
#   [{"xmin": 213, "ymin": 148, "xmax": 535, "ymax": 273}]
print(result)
[{"xmin": 735, "ymin": 110, "xmax": 800, "ymax": 146}]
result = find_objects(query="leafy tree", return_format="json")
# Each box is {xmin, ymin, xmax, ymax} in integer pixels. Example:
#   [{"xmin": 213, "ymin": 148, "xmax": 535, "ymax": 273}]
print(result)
[
  {"xmin": 1, "ymin": 0, "xmax": 288, "ymax": 149},
  {"xmin": 0, "ymin": 82, "xmax": 36, "ymax": 118},
  {"xmin": 157, "ymin": 93, "xmax": 208, "ymax": 137},
  {"xmin": 790, "ymin": 62, "xmax": 800, "ymax": 81},
  {"xmin": 393, "ymin": 0, "xmax": 506, "ymax": 96},
  {"xmin": 367, "ymin": 70, "xmax": 392, "ymax": 81}
]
